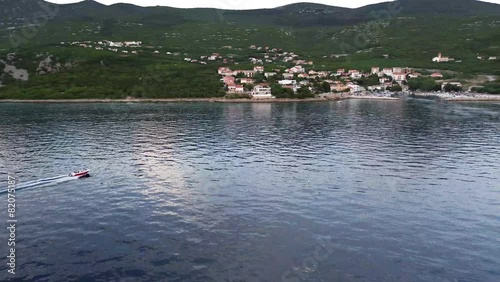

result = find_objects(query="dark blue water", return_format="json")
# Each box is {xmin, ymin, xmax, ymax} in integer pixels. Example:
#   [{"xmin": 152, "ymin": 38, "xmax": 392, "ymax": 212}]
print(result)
[{"xmin": 0, "ymin": 99, "xmax": 499, "ymax": 281}]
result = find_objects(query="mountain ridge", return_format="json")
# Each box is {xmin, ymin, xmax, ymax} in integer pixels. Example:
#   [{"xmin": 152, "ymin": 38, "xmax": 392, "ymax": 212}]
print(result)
[{"xmin": 2, "ymin": 0, "xmax": 500, "ymax": 28}]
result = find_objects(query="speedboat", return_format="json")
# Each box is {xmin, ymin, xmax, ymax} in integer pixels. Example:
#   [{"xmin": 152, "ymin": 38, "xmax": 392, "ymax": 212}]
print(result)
[{"xmin": 70, "ymin": 170, "xmax": 90, "ymax": 178}]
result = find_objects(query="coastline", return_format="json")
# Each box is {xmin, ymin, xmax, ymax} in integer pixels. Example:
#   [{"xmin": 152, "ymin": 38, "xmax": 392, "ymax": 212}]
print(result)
[
  {"xmin": 0, "ymin": 95, "xmax": 402, "ymax": 103},
  {"xmin": 3, "ymin": 94, "xmax": 498, "ymax": 103},
  {"xmin": 347, "ymin": 96, "xmax": 399, "ymax": 100},
  {"xmin": 411, "ymin": 92, "xmax": 500, "ymax": 102},
  {"xmin": 6, "ymin": 93, "xmax": 500, "ymax": 104}
]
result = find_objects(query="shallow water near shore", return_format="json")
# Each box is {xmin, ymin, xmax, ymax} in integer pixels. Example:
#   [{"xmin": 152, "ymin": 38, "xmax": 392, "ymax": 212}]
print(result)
[{"xmin": 0, "ymin": 99, "xmax": 499, "ymax": 281}]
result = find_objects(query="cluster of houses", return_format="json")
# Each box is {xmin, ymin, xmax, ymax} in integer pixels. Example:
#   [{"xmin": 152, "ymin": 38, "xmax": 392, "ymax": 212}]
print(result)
[
  {"xmin": 218, "ymin": 66, "xmax": 273, "ymax": 99},
  {"xmin": 218, "ymin": 63, "xmax": 460, "ymax": 97},
  {"xmin": 432, "ymin": 53, "xmax": 498, "ymax": 63},
  {"xmin": 477, "ymin": 55, "xmax": 498, "ymax": 61},
  {"xmin": 248, "ymin": 45, "xmax": 314, "ymax": 65},
  {"xmin": 180, "ymin": 52, "xmax": 235, "ymax": 65},
  {"xmin": 62, "ymin": 40, "xmax": 144, "ymax": 54},
  {"xmin": 433, "ymin": 52, "xmax": 498, "ymax": 62}
]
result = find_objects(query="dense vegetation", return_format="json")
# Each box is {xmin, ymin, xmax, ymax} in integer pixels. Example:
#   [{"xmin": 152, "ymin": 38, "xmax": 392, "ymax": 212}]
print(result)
[
  {"xmin": 0, "ymin": 0, "xmax": 499, "ymax": 99},
  {"xmin": 408, "ymin": 77, "xmax": 441, "ymax": 92},
  {"xmin": 472, "ymin": 80, "xmax": 500, "ymax": 94},
  {"xmin": 0, "ymin": 50, "xmax": 224, "ymax": 99}
]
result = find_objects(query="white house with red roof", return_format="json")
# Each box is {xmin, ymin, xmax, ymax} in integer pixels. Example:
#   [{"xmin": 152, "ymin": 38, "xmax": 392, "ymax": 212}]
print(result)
[
  {"xmin": 235, "ymin": 85, "xmax": 245, "ymax": 92},
  {"xmin": 431, "ymin": 72, "xmax": 444, "ymax": 78},
  {"xmin": 286, "ymin": 65, "xmax": 305, "ymax": 74},
  {"xmin": 218, "ymin": 67, "xmax": 231, "ymax": 75},
  {"xmin": 223, "ymin": 76, "xmax": 235, "ymax": 85}
]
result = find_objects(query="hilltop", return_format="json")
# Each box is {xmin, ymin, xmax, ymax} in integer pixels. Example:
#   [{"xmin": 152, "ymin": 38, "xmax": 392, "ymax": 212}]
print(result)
[{"xmin": 2, "ymin": 0, "xmax": 500, "ymax": 27}]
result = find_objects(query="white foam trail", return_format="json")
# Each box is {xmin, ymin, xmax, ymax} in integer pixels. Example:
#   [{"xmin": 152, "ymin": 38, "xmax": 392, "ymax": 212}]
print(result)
[{"xmin": 1, "ymin": 175, "xmax": 77, "ymax": 194}]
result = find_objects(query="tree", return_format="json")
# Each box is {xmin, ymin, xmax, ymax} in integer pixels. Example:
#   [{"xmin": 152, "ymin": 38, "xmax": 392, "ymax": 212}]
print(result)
[
  {"xmin": 271, "ymin": 84, "xmax": 288, "ymax": 98},
  {"xmin": 244, "ymin": 84, "xmax": 254, "ymax": 91},
  {"xmin": 272, "ymin": 84, "xmax": 295, "ymax": 98},
  {"xmin": 357, "ymin": 74, "xmax": 379, "ymax": 87},
  {"xmin": 296, "ymin": 86, "xmax": 314, "ymax": 99},
  {"xmin": 321, "ymin": 81, "xmax": 331, "ymax": 93},
  {"xmin": 389, "ymin": 84, "xmax": 402, "ymax": 92},
  {"xmin": 254, "ymin": 72, "xmax": 265, "ymax": 84},
  {"xmin": 408, "ymin": 77, "xmax": 438, "ymax": 92},
  {"xmin": 443, "ymin": 83, "xmax": 462, "ymax": 92}
]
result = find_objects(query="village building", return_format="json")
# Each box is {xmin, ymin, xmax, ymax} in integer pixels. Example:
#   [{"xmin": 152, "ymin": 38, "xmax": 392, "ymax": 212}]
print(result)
[
  {"xmin": 253, "ymin": 66, "xmax": 265, "ymax": 73},
  {"xmin": 432, "ymin": 53, "xmax": 454, "ymax": 63},
  {"xmin": 252, "ymin": 84, "xmax": 274, "ymax": 99},
  {"xmin": 124, "ymin": 41, "xmax": 142, "ymax": 47},
  {"xmin": 286, "ymin": 65, "xmax": 305, "ymax": 74},
  {"xmin": 441, "ymin": 82, "xmax": 462, "ymax": 90},
  {"xmin": 227, "ymin": 84, "xmax": 237, "ymax": 92},
  {"xmin": 223, "ymin": 76, "xmax": 235, "ymax": 85},
  {"xmin": 382, "ymin": 68, "xmax": 393, "ymax": 76},
  {"xmin": 392, "ymin": 72, "xmax": 407, "ymax": 82},
  {"xmin": 379, "ymin": 77, "xmax": 391, "ymax": 84},
  {"xmin": 240, "ymin": 78, "xmax": 255, "ymax": 84},
  {"xmin": 278, "ymin": 80, "xmax": 297, "ymax": 88},
  {"xmin": 349, "ymin": 70, "xmax": 362, "ymax": 79},
  {"xmin": 347, "ymin": 83, "xmax": 365, "ymax": 93},
  {"xmin": 234, "ymin": 70, "xmax": 255, "ymax": 77},
  {"xmin": 235, "ymin": 85, "xmax": 245, "ymax": 93},
  {"xmin": 392, "ymin": 67, "xmax": 402, "ymax": 73},
  {"xmin": 431, "ymin": 72, "xmax": 444, "ymax": 78},
  {"xmin": 318, "ymin": 71, "xmax": 329, "ymax": 78}
]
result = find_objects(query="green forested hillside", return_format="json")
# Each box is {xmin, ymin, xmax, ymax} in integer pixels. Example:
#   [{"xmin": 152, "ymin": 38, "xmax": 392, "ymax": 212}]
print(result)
[{"xmin": 0, "ymin": 0, "xmax": 499, "ymax": 99}]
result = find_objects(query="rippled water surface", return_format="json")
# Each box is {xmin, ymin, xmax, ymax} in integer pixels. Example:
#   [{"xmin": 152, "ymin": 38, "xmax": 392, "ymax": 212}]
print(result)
[{"xmin": 0, "ymin": 100, "xmax": 499, "ymax": 281}]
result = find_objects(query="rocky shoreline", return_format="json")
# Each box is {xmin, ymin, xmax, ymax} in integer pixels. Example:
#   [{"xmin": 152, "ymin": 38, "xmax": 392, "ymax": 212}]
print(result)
[
  {"xmin": 2, "ymin": 94, "xmax": 498, "ymax": 103},
  {"xmin": 411, "ymin": 92, "xmax": 500, "ymax": 102},
  {"xmin": 0, "ymin": 94, "xmax": 402, "ymax": 103}
]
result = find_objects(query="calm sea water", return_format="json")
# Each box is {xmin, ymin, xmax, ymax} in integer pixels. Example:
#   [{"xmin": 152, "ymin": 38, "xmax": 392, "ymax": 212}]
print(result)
[{"xmin": 0, "ymin": 99, "xmax": 499, "ymax": 282}]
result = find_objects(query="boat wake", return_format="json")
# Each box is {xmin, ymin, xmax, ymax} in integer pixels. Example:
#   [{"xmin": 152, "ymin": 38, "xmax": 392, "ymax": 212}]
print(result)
[{"xmin": 1, "ymin": 175, "xmax": 78, "ymax": 194}]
